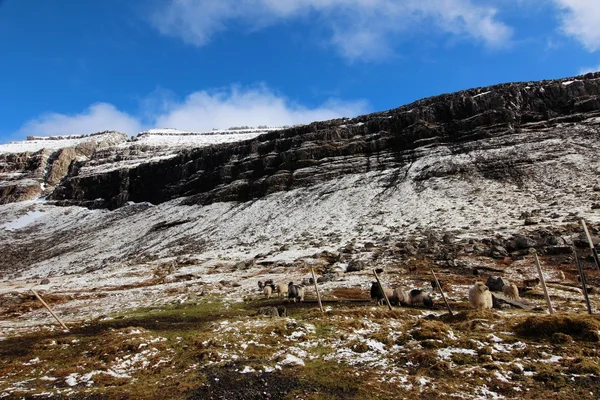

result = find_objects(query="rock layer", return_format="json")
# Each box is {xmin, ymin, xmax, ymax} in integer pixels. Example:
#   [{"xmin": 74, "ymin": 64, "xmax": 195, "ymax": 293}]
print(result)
[{"xmin": 47, "ymin": 73, "xmax": 600, "ymax": 209}]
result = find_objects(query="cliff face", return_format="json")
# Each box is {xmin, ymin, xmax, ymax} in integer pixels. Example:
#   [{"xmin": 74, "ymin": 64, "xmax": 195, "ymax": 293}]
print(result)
[
  {"xmin": 2, "ymin": 74, "xmax": 600, "ymax": 210},
  {"xmin": 44, "ymin": 73, "xmax": 600, "ymax": 209},
  {"xmin": 0, "ymin": 132, "xmax": 128, "ymax": 204}
]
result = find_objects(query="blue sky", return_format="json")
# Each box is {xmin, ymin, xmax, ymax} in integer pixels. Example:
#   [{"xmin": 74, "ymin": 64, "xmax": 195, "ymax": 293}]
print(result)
[{"xmin": 1, "ymin": 0, "xmax": 600, "ymax": 142}]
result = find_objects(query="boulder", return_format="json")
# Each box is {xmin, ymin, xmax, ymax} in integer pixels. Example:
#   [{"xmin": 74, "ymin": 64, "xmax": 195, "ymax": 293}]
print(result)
[
  {"xmin": 490, "ymin": 246, "xmax": 509, "ymax": 259},
  {"xmin": 507, "ymin": 235, "xmax": 537, "ymax": 252},
  {"xmin": 485, "ymin": 276, "xmax": 510, "ymax": 292},
  {"xmin": 346, "ymin": 259, "xmax": 366, "ymax": 272}
]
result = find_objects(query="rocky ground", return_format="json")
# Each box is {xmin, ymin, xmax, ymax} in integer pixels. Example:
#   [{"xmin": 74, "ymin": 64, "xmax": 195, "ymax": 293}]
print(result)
[{"xmin": 1, "ymin": 206, "xmax": 600, "ymax": 399}]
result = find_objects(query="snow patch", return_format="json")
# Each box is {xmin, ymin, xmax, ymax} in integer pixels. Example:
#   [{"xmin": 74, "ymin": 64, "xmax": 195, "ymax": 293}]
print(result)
[{"xmin": 2, "ymin": 211, "xmax": 46, "ymax": 231}]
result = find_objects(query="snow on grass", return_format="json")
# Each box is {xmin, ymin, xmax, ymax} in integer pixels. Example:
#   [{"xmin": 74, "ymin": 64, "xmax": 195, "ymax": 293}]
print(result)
[
  {"xmin": 278, "ymin": 354, "xmax": 305, "ymax": 367},
  {"xmin": 437, "ymin": 347, "xmax": 477, "ymax": 360},
  {"xmin": 474, "ymin": 385, "xmax": 505, "ymax": 399}
]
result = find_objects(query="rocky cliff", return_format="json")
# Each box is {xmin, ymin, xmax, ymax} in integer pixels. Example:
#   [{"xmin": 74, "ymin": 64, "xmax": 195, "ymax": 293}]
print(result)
[
  {"xmin": 0, "ymin": 131, "xmax": 128, "ymax": 204},
  {"xmin": 37, "ymin": 72, "xmax": 600, "ymax": 210},
  {"xmin": 2, "ymin": 73, "xmax": 600, "ymax": 279}
]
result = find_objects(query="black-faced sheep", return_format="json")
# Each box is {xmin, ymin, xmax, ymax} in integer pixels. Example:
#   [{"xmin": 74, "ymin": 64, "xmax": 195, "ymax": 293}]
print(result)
[
  {"xmin": 258, "ymin": 281, "xmax": 265, "ymax": 291},
  {"xmin": 469, "ymin": 282, "xmax": 493, "ymax": 309},
  {"xmin": 288, "ymin": 282, "xmax": 305, "ymax": 303},
  {"xmin": 405, "ymin": 289, "xmax": 434, "ymax": 307},
  {"xmin": 502, "ymin": 283, "xmax": 519, "ymax": 299},
  {"xmin": 370, "ymin": 282, "xmax": 396, "ymax": 305}
]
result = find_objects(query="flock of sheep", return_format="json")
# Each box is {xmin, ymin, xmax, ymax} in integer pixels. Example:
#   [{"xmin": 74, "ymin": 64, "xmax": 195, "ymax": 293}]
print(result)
[
  {"xmin": 258, "ymin": 276, "xmax": 533, "ymax": 311},
  {"xmin": 259, "ymin": 280, "xmax": 305, "ymax": 302}
]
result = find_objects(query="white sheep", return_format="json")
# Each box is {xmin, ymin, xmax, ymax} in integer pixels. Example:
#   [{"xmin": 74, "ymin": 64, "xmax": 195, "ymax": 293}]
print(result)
[
  {"xmin": 502, "ymin": 283, "xmax": 519, "ymax": 299},
  {"xmin": 264, "ymin": 285, "xmax": 273, "ymax": 299},
  {"xmin": 276, "ymin": 283, "xmax": 288, "ymax": 299},
  {"xmin": 392, "ymin": 288, "xmax": 406, "ymax": 305},
  {"xmin": 469, "ymin": 282, "xmax": 493, "ymax": 309}
]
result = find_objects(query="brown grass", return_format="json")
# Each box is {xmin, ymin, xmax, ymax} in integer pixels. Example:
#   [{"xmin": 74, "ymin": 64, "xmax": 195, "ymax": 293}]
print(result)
[{"xmin": 515, "ymin": 314, "xmax": 600, "ymax": 341}]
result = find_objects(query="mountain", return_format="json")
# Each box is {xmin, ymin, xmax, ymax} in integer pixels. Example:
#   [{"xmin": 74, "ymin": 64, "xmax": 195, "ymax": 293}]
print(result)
[
  {"xmin": 2, "ymin": 72, "xmax": 600, "ymax": 278},
  {"xmin": 2, "ymin": 74, "xmax": 600, "ymax": 399}
]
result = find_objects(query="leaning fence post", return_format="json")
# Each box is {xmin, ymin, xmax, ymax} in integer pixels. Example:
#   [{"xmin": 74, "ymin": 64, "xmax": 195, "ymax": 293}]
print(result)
[
  {"xmin": 581, "ymin": 219, "xmax": 600, "ymax": 272},
  {"xmin": 310, "ymin": 268, "xmax": 324, "ymax": 313},
  {"xmin": 373, "ymin": 269, "xmax": 392, "ymax": 311},
  {"xmin": 431, "ymin": 269, "xmax": 453, "ymax": 316},
  {"xmin": 30, "ymin": 289, "xmax": 69, "ymax": 331},
  {"xmin": 572, "ymin": 246, "xmax": 593, "ymax": 315},
  {"xmin": 533, "ymin": 252, "xmax": 554, "ymax": 315}
]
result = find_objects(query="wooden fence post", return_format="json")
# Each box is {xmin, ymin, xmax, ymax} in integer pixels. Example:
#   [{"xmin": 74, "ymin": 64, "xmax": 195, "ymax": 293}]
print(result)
[
  {"xmin": 373, "ymin": 269, "xmax": 392, "ymax": 311},
  {"xmin": 310, "ymin": 268, "xmax": 324, "ymax": 313},
  {"xmin": 572, "ymin": 247, "xmax": 593, "ymax": 315},
  {"xmin": 431, "ymin": 269, "xmax": 453, "ymax": 316},
  {"xmin": 581, "ymin": 219, "xmax": 600, "ymax": 272},
  {"xmin": 533, "ymin": 252, "xmax": 554, "ymax": 314},
  {"xmin": 30, "ymin": 289, "xmax": 69, "ymax": 331}
]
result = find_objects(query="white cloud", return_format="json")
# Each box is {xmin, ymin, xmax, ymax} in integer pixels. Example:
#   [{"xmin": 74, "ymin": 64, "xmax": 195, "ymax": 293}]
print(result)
[
  {"xmin": 554, "ymin": 0, "xmax": 600, "ymax": 51},
  {"xmin": 149, "ymin": 0, "xmax": 512, "ymax": 61},
  {"xmin": 153, "ymin": 85, "xmax": 366, "ymax": 131},
  {"xmin": 13, "ymin": 86, "xmax": 368, "ymax": 138},
  {"xmin": 579, "ymin": 64, "xmax": 600, "ymax": 75},
  {"xmin": 16, "ymin": 103, "xmax": 142, "ymax": 137}
]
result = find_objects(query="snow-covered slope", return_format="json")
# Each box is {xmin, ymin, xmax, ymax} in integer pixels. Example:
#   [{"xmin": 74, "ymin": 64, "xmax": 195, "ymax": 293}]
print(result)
[{"xmin": 0, "ymin": 131, "xmax": 127, "ymax": 155}]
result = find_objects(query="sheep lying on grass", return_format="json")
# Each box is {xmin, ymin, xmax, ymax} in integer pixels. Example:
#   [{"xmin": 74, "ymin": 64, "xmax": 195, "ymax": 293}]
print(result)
[
  {"xmin": 371, "ymin": 283, "xmax": 433, "ymax": 307},
  {"xmin": 469, "ymin": 282, "xmax": 493, "ymax": 309},
  {"xmin": 370, "ymin": 282, "xmax": 396, "ymax": 305},
  {"xmin": 405, "ymin": 289, "xmax": 434, "ymax": 307}
]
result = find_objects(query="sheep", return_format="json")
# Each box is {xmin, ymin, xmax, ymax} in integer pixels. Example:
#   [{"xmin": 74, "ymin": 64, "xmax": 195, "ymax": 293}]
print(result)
[
  {"xmin": 392, "ymin": 288, "xmax": 406, "ymax": 305},
  {"xmin": 288, "ymin": 282, "xmax": 305, "ymax": 303},
  {"xmin": 370, "ymin": 282, "xmax": 396, "ymax": 305},
  {"xmin": 258, "ymin": 281, "xmax": 265, "ymax": 291},
  {"xmin": 502, "ymin": 283, "xmax": 519, "ymax": 299},
  {"xmin": 469, "ymin": 282, "xmax": 493, "ymax": 309},
  {"xmin": 406, "ymin": 289, "xmax": 434, "ymax": 307},
  {"xmin": 263, "ymin": 284, "xmax": 275, "ymax": 299},
  {"xmin": 301, "ymin": 277, "xmax": 314, "ymax": 286},
  {"xmin": 276, "ymin": 283, "xmax": 288, "ymax": 298},
  {"xmin": 523, "ymin": 277, "xmax": 540, "ymax": 287}
]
